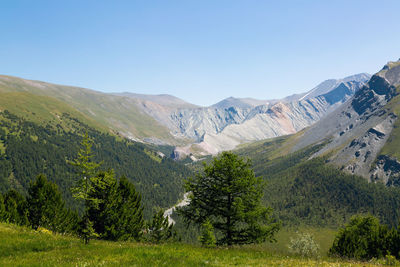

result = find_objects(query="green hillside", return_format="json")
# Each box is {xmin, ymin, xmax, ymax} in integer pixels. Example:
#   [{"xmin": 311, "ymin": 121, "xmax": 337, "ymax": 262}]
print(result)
[
  {"xmin": 0, "ymin": 109, "xmax": 191, "ymax": 217},
  {"xmin": 0, "ymin": 75, "xmax": 177, "ymax": 143},
  {"xmin": 235, "ymin": 138, "xmax": 400, "ymax": 227},
  {"xmin": 0, "ymin": 92, "xmax": 107, "ymax": 132},
  {"xmin": 0, "ymin": 222, "xmax": 384, "ymax": 267}
]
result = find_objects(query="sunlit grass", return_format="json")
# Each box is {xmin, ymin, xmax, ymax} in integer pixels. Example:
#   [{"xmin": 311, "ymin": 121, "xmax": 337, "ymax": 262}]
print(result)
[{"xmin": 0, "ymin": 223, "xmax": 388, "ymax": 266}]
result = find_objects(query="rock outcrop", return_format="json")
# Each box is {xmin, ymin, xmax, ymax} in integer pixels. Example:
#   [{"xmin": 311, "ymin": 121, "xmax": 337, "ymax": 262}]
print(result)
[
  {"xmin": 166, "ymin": 74, "xmax": 369, "ymax": 156},
  {"xmin": 293, "ymin": 59, "xmax": 400, "ymax": 183}
]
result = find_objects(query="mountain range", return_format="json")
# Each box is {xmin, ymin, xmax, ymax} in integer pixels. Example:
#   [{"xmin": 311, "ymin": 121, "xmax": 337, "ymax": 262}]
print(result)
[
  {"xmin": 234, "ymin": 59, "xmax": 400, "ymax": 185},
  {"xmin": 1, "ymin": 59, "xmax": 398, "ymax": 182},
  {"xmin": 2, "ymin": 58, "xmax": 400, "ymax": 228},
  {"xmin": 0, "ymin": 72, "xmax": 371, "ymax": 158}
]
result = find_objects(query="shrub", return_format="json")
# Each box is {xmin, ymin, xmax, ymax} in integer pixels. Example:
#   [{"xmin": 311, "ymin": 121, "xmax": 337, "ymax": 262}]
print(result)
[
  {"xmin": 329, "ymin": 215, "xmax": 391, "ymax": 260},
  {"xmin": 288, "ymin": 232, "xmax": 320, "ymax": 258},
  {"xmin": 199, "ymin": 219, "xmax": 216, "ymax": 248},
  {"xmin": 385, "ymin": 253, "xmax": 400, "ymax": 266},
  {"xmin": 145, "ymin": 209, "xmax": 177, "ymax": 243}
]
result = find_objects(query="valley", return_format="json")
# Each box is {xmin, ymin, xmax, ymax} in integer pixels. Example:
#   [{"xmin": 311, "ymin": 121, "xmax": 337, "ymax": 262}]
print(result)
[
  {"xmin": 2, "ymin": 58, "xmax": 400, "ymax": 265},
  {"xmin": 3, "ymin": 1, "xmax": 400, "ymax": 265},
  {"xmin": 0, "ymin": 72, "xmax": 371, "ymax": 158}
]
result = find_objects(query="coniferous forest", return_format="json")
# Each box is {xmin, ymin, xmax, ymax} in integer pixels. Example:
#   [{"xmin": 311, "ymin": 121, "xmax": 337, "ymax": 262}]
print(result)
[{"xmin": 0, "ymin": 110, "xmax": 192, "ymax": 218}]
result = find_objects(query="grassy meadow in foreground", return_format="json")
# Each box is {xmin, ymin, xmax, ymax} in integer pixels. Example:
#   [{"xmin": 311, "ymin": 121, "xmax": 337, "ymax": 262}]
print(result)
[{"xmin": 0, "ymin": 223, "xmax": 391, "ymax": 267}]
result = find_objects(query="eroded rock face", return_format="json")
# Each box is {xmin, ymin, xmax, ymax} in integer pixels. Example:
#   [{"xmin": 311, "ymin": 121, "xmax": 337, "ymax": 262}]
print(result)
[
  {"xmin": 169, "ymin": 78, "xmax": 368, "ymax": 156},
  {"xmin": 123, "ymin": 73, "xmax": 370, "ymax": 157},
  {"xmin": 335, "ymin": 114, "xmax": 397, "ymax": 179},
  {"xmin": 293, "ymin": 60, "xmax": 400, "ymax": 182},
  {"xmin": 371, "ymin": 155, "xmax": 400, "ymax": 186},
  {"xmin": 169, "ymin": 106, "xmax": 250, "ymax": 140},
  {"xmin": 351, "ymin": 75, "xmax": 397, "ymax": 115}
]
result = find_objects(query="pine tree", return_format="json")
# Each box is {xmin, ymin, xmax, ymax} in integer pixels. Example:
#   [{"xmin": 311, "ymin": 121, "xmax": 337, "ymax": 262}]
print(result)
[
  {"xmin": 70, "ymin": 132, "xmax": 102, "ymax": 206},
  {"xmin": 87, "ymin": 170, "xmax": 117, "ymax": 238},
  {"xmin": 3, "ymin": 189, "xmax": 28, "ymax": 226},
  {"xmin": 114, "ymin": 176, "xmax": 144, "ymax": 240},
  {"xmin": 69, "ymin": 132, "xmax": 102, "ymax": 244},
  {"xmin": 27, "ymin": 174, "xmax": 72, "ymax": 232},
  {"xmin": 101, "ymin": 176, "xmax": 144, "ymax": 241},
  {"xmin": 199, "ymin": 219, "xmax": 216, "ymax": 248},
  {"xmin": 145, "ymin": 209, "xmax": 176, "ymax": 243},
  {"xmin": 179, "ymin": 151, "xmax": 280, "ymax": 246}
]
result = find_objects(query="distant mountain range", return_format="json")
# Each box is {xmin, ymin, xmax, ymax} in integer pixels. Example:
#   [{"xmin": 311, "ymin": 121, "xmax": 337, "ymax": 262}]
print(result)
[
  {"xmin": 4, "ymin": 58, "xmax": 400, "ymax": 227},
  {"xmin": 0, "ymin": 71, "xmax": 371, "ymax": 157},
  {"xmin": 167, "ymin": 73, "xmax": 370, "ymax": 157}
]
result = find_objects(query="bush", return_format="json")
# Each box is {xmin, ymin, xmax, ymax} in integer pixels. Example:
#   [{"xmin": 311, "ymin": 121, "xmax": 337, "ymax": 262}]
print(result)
[
  {"xmin": 199, "ymin": 219, "xmax": 216, "ymax": 248},
  {"xmin": 329, "ymin": 215, "xmax": 391, "ymax": 260},
  {"xmin": 385, "ymin": 253, "xmax": 400, "ymax": 266},
  {"xmin": 145, "ymin": 209, "xmax": 177, "ymax": 243},
  {"xmin": 288, "ymin": 232, "xmax": 320, "ymax": 258}
]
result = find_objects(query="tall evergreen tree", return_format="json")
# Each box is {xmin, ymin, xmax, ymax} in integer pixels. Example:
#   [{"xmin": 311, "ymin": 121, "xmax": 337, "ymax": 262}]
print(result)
[
  {"xmin": 179, "ymin": 152, "xmax": 280, "ymax": 246},
  {"xmin": 101, "ymin": 176, "xmax": 144, "ymax": 241},
  {"xmin": 69, "ymin": 132, "xmax": 102, "ymax": 244},
  {"xmin": 145, "ymin": 209, "xmax": 175, "ymax": 243},
  {"xmin": 3, "ymin": 189, "xmax": 28, "ymax": 226},
  {"xmin": 27, "ymin": 174, "xmax": 76, "ymax": 233},
  {"xmin": 87, "ymin": 170, "xmax": 117, "ymax": 237}
]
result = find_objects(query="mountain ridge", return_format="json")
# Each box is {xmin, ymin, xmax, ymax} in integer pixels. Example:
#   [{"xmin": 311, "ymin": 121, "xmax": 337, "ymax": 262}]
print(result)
[
  {"xmin": 288, "ymin": 59, "xmax": 400, "ymax": 184},
  {"xmin": 169, "ymin": 74, "xmax": 370, "ymax": 157},
  {"xmin": 0, "ymin": 72, "xmax": 371, "ymax": 157}
]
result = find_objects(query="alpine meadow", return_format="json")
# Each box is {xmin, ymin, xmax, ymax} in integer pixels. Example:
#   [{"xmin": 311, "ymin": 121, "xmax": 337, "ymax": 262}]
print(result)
[{"xmin": 2, "ymin": 1, "xmax": 400, "ymax": 266}]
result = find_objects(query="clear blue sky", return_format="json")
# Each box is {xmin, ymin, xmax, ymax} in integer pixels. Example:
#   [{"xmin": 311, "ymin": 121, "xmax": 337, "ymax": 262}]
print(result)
[{"xmin": 1, "ymin": 0, "xmax": 399, "ymax": 106}]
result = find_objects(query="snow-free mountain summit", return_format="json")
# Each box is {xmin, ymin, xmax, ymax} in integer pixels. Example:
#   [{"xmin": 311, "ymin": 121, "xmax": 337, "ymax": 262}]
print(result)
[{"xmin": 0, "ymin": 72, "xmax": 370, "ymax": 158}]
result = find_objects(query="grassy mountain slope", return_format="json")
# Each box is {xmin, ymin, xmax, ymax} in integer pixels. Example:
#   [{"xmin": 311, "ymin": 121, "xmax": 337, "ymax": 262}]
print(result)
[
  {"xmin": 0, "ymin": 222, "xmax": 382, "ymax": 267},
  {"xmin": 0, "ymin": 75, "xmax": 176, "ymax": 143},
  {"xmin": 0, "ymin": 92, "xmax": 107, "ymax": 132}
]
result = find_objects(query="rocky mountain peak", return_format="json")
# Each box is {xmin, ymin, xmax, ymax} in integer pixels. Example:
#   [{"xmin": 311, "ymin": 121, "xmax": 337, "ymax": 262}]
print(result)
[
  {"xmin": 292, "ymin": 58, "xmax": 400, "ymax": 184},
  {"xmin": 166, "ymin": 74, "xmax": 369, "ymax": 157}
]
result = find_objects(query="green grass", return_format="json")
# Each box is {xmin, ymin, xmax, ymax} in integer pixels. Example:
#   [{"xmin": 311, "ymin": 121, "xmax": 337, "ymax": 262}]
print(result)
[
  {"xmin": 258, "ymin": 226, "xmax": 337, "ymax": 257},
  {"xmin": 144, "ymin": 149, "xmax": 162, "ymax": 163},
  {"xmin": 235, "ymin": 130, "xmax": 307, "ymax": 161},
  {"xmin": 0, "ymin": 92, "xmax": 108, "ymax": 133},
  {"xmin": 0, "ymin": 223, "xmax": 387, "ymax": 266}
]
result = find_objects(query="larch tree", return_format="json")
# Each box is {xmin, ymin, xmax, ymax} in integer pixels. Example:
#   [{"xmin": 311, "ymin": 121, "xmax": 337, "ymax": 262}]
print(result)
[
  {"xmin": 179, "ymin": 151, "xmax": 280, "ymax": 246},
  {"xmin": 69, "ymin": 132, "xmax": 102, "ymax": 244}
]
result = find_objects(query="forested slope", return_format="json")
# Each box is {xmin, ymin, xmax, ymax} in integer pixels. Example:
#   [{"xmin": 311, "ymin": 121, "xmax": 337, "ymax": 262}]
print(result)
[
  {"xmin": 0, "ymin": 109, "xmax": 191, "ymax": 217},
  {"xmin": 235, "ymin": 137, "xmax": 400, "ymax": 227}
]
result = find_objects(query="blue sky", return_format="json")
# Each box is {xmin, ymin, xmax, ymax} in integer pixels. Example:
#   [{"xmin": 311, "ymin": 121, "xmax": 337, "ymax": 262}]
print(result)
[{"xmin": 1, "ymin": 1, "xmax": 399, "ymax": 106}]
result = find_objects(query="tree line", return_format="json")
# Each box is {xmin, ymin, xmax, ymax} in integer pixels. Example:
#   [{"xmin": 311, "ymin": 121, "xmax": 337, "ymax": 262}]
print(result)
[
  {"xmin": 0, "ymin": 133, "xmax": 176, "ymax": 244},
  {"xmin": 0, "ymin": 133, "xmax": 281, "ymax": 246},
  {"xmin": 0, "ymin": 110, "xmax": 192, "ymax": 218},
  {"xmin": 2, "ymin": 129, "xmax": 400, "ymax": 262}
]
